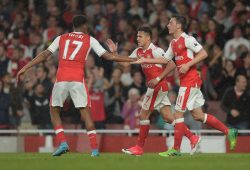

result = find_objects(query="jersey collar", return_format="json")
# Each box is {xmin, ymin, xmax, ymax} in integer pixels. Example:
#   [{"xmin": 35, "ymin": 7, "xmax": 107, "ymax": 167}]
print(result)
[
  {"xmin": 144, "ymin": 43, "xmax": 154, "ymax": 51},
  {"xmin": 72, "ymin": 31, "xmax": 83, "ymax": 34},
  {"xmin": 173, "ymin": 32, "xmax": 186, "ymax": 41}
]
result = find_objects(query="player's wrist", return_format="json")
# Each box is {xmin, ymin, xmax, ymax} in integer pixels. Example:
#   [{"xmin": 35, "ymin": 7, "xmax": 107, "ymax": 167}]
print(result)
[
  {"xmin": 156, "ymin": 77, "xmax": 161, "ymax": 82},
  {"xmin": 186, "ymin": 62, "xmax": 192, "ymax": 68}
]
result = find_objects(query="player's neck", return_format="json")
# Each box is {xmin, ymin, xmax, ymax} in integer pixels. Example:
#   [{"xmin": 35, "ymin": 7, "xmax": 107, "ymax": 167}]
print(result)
[
  {"xmin": 74, "ymin": 28, "xmax": 86, "ymax": 33},
  {"xmin": 142, "ymin": 42, "xmax": 151, "ymax": 50},
  {"xmin": 173, "ymin": 30, "xmax": 184, "ymax": 39}
]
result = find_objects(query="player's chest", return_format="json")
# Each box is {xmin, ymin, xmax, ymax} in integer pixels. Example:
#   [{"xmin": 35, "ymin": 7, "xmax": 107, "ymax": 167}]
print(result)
[
  {"xmin": 137, "ymin": 49, "xmax": 153, "ymax": 58},
  {"xmin": 172, "ymin": 39, "xmax": 186, "ymax": 56}
]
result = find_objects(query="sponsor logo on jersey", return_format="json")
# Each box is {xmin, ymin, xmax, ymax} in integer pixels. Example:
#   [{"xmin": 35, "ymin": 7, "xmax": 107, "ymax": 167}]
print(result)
[
  {"xmin": 175, "ymin": 56, "xmax": 184, "ymax": 60},
  {"xmin": 141, "ymin": 64, "xmax": 153, "ymax": 68}
]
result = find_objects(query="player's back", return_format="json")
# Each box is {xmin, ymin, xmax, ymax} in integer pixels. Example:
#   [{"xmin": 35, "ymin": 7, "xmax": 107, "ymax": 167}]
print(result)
[{"xmin": 57, "ymin": 32, "xmax": 90, "ymax": 82}]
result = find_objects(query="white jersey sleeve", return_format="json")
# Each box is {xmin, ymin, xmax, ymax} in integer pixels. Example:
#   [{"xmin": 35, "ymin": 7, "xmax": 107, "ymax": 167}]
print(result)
[
  {"xmin": 47, "ymin": 36, "xmax": 60, "ymax": 53},
  {"xmin": 185, "ymin": 36, "xmax": 203, "ymax": 53},
  {"xmin": 129, "ymin": 48, "xmax": 139, "ymax": 58},
  {"xmin": 152, "ymin": 47, "xmax": 165, "ymax": 59},
  {"xmin": 163, "ymin": 42, "xmax": 174, "ymax": 61},
  {"xmin": 90, "ymin": 36, "xmax": 107, "ymax": 57}
]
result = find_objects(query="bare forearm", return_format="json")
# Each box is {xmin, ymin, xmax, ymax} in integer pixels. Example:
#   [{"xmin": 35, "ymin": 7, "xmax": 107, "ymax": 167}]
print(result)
[
  {"xmin": 187, "ymin": 49, "xmax": 208, "ymax": 67},
  {"xmin": 114, "ymin": 52, "xmax": 131, "ymax": 67},
  {"xmin": 102, "ymin": 52, "xmax": 135, "ymax": 62},
  {"xmin": 158, "ymin": 60, "xmax": 176, "ymax": 80},
  {"xmin": 21, "ymin": 50, "xmax": 51, "ymax": 71},
  {"xmin": 144, "ymin": 57, "xmax": 169, "ymax": 64}
]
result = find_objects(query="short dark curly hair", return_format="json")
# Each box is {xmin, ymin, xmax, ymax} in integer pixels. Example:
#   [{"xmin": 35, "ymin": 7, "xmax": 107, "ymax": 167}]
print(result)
[{"xmin": 72, "ymin": 15, "xmax": 88, "ymax": 28}]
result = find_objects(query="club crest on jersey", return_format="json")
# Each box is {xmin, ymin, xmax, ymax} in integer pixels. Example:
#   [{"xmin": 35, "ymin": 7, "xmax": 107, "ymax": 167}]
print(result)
[{"xmin": 178, "ymin": 44, "xmax": 182, "ymax": 49}]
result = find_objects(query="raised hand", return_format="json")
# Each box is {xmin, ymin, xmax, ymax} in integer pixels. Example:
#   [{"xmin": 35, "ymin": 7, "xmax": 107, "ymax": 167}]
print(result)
[{"xmin": 106, "ymin": 39, "xmax": 118, "ymax": 53}]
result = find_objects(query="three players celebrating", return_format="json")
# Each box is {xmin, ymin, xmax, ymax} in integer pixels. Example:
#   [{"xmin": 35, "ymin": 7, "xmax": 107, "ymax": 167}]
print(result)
[{"xmin": 17, "ymin": 15, "xmax": 238, "ymax": 157}]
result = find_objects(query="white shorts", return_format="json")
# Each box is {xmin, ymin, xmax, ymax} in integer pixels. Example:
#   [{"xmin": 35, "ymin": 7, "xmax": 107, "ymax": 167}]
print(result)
[
  {"xmin": 175, "ymin": 87, "xmax": 205, "ymax": 112},
  {"xmin": 142, "ymin": 88, "xmax": 171, "ymax": 111},
  {"xmin": 50, "ymin": 81, "xmax": 90, "ymax": 108}
]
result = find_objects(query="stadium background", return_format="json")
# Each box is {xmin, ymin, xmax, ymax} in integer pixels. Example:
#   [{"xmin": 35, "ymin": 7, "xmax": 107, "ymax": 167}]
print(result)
[{"xmin": 0, "ymin": 0, "xmax": 249, "ymax": 154}]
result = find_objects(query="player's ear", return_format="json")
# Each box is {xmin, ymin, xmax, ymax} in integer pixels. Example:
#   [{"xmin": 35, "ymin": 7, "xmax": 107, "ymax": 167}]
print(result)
[{"xmin": 176, "ymin": 23, "xmax": 181, "ymax": 29}]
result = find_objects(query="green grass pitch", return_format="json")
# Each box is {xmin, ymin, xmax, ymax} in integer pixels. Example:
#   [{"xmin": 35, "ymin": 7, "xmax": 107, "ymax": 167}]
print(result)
[{"xmin": 0, "ymin": 153, "xmax": 249, "ymax": 170}]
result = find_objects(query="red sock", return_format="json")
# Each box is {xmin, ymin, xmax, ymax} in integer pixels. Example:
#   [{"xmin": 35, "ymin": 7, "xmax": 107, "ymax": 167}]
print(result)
[
  {"xmin": 54, "ymin": 125, "xmax": 66, "ymax": 144},
  {"xmin": 137, "ymin": 120, "xmax": 150, "ymax": 148},
  {"xmin": 173, "ymin": 118, "xmax": 186, "ymax": 150},
  {"xmin": 172, "ymin": 120, "xmax": 194, "ymax": 141},
  {"xmin": 184, "ymin": 126, "xmax": 194, "ymax": 140},
  {"xmin": 87, "ymin": 130, "xmax": 98, "ymax": 150},
  {"xmin": 204, "ymin": 114, "xmax": 229, "ymax": 135}
]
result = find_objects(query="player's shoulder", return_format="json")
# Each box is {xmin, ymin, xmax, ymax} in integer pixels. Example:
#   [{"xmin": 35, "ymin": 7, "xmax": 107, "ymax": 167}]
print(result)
[
  {"xmin": 89, "ymin": 35, "xmax": 99, "ymax": 42},
  {"xmin": 150, "ymin": 43, "xmax": 164, "ymax": 52},
  {"xmin": 182, "ymin": 32, "xmax": 196, "ymax": 41},
  {"xmin": 149, "ymin": 43, "xmax": 165, "ymax": 58},
  {"xmin": 183, "ymin": 33, "xmax": 198, "ymax": 43},
  {"xmin": 183, "ymin": 33, "xmax": 200, "ymax": 47}
]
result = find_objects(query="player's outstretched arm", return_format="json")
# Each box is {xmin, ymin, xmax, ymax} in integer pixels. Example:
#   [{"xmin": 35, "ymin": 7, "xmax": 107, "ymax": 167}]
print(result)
[
  {"xmin": 106, "ymin": 39, "xmax": 131, "ymax": 67},
  {"xmin": 132, "ymin": 57, "xmax": 169, "ymax": 64},
  {"xmin": 16, "ymin": 50, "xmax": 52, "ymax": 82},
  {"xmin": 101, "ymin": 52, "xmax": 136, "ymax": 62}
]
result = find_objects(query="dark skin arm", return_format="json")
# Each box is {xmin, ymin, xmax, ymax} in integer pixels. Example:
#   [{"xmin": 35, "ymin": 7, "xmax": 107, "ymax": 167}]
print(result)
[
  {"xmin": 17, "ymin": 49, "xmax": 133, "ymax": 82},
  {"xmin": 105, "ymin": 39, "xmax": 132, "ymax": 67},
  {"xmin": 101, "ymin": 52, "xmax": 136, "ymax": 62},
  {"xmin": 16, "ymin": 50, "xmax": 52, "ymax": 82}
]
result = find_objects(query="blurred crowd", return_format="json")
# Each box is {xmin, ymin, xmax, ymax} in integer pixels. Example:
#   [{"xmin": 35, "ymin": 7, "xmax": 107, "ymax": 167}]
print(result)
[{"xmin": 0, "ymin": 0, "xmax": 250, "ymax": 131}]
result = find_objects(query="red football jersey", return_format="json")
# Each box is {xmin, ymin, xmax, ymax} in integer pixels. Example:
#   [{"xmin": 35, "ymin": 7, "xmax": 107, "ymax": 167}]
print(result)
[
  {"xmin": 130, "ymin": 43, "xmax": 168, "ymax": 91},
  {"xmin": 164, "ymin": 33, "xmax": 203, "ymax": 87},
  {"xmin": 48, "ymin": 32, "xmax": 106, "ymax": 82}
]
